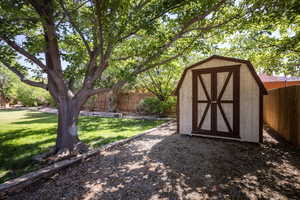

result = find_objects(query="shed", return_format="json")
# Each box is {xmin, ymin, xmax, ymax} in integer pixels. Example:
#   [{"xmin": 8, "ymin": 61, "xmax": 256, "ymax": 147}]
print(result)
[{"xmin": 174, "ymin": 55, "xmax": 268, "ymax": 143}]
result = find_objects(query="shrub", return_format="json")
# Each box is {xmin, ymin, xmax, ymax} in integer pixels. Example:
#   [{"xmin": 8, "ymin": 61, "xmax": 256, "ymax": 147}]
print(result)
[
  {"xmin": 16, "ymin": 86, "xmax": 37, "ymax": 106},
  {"xmin": 0, "ymin": 67, "xmax": 55, "ymax": 107},
  {"xmin": 16, "ymin": 85, "xmax": 54, "ymax": 107},
  {"xmin": 137, "ymin": 97, "xmax": 176, "ymax": 116},
  {"xmin": 44, "ymin": 93, "xmax": 56, "ymax": 107}
]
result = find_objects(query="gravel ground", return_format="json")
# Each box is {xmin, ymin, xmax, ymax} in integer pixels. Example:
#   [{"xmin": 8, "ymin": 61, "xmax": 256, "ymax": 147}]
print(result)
[{"xmin": 9, "ymin": 122, "xmax": 300, "ymax": 200}]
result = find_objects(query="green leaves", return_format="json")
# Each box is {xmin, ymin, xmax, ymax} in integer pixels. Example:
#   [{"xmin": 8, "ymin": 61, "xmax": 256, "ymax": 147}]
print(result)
[
  {"xmin": 136, "ymin": 61, "xmax": 182, "ymax": 101},
  {"xmin": 0, "ymin": 66, "xmax": 18, "ymax": 101},
  {"xmin": 1, "ymin": 0, "xmax": 257, "ymax": 98},
  {"xmin": 197, "ymin": 0, "xmax": 300, "ymax": 76}
]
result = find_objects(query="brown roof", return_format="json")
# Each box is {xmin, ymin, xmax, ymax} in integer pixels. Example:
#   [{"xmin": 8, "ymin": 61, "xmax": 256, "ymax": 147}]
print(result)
[{"xmin": 173, "ymin": 55, "xmax": 268, "ymax": 95}]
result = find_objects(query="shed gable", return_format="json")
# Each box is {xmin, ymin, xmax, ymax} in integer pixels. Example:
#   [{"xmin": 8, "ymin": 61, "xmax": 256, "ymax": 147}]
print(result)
[{"xmin": 174, "ymin": 55, "xmax": 267, "ymax": 95}]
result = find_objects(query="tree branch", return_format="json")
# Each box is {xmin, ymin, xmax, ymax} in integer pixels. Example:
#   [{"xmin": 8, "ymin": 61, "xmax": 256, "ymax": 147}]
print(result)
[
  {"xmin": 133, "ymin": 34, "xmax": 197, "ymax": 76},
  {"xmin": 91, "ymin": 41, "xmax": 114, "ymax": 80},
  {"xmin": 129, "ymin": 0, "xmax": 228, "ymax": 75},
  {"xmin": 119, "ymin": 1, "xmax": 186, "ymax": 42},
  {"xmin": 182, "ymin": 0, "xmax": 227, "ymax": 30},
  {"xmin": 77, "ymin": 0, "xmax": 228, "ymax": 100},
  {"xmin": 250, "ymin": 34, "xmax": 300, "ymax": 53},
  {"xmin": 59, "ymin": 0, "xmax": 92, "ymax": 56},
  {"xmin": 184, "ymin": 13, "xmax": 240, "ymax": 33},
  {"xmin": 85, "ymin": 79, "xmax": 127, "ymax": 97},
  {"xmin": 86, "ymin": 87, "xmax": 111, "ymax": 96},
  {"xmin": 0, "ymin": 35, "xmax": 47, "ymax": 70},
  {"xmin": 134, "ymin": 53, "xmax": 182, "ymax": 75},
  {"xmin": 111, "ymin": 56, "xmax": 133, "ymax": 61},
  {"xmin": 0, "ymin": 60, "xmax": 47, "ymax": 89}
]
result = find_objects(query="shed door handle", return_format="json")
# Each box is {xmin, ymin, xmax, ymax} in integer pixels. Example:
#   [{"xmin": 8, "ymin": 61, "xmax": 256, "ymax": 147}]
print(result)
[{"xmin": 211, "ymin": 101, "xmax": 217, "ymax": 104}]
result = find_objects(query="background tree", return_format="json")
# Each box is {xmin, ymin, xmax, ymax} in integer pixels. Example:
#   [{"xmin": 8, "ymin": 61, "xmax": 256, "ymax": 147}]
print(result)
[
  {"xmin": 200, "ymin": 0, "xmax": 300, "ymax": 75},
  {"xmin": 0, "ymin": 65, "xmax": 53, "ymax": 106},
  {"xmin": 137, "ymin": 61, "xmax": 181, "ymax": 102},
  {"xmin": 0, "ymin": 0, "xmax": 240, "ymax": 153},
  {"xmin": 134, "ymin": 61, "xmax": 181, "ymax": 116},
  {"xmin": 0, "ymin": 66, "xmax": 18, "ymax": 104}
]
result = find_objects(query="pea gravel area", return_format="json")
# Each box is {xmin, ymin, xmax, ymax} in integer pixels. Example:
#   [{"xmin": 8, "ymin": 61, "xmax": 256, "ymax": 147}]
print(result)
[{"xmin": 9, "ymin": 122, "xmax": 300, "ymax": 200}]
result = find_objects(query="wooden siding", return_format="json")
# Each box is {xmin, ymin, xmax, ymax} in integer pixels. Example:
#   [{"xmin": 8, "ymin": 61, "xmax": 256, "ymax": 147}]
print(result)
[
  {"xmin": 179, "ymin": 69, "xmax": 193, "ymax": 134},
  {"xmin": 179, "ymin": 58, "xmax": 260, "ymax": 142},
  {"xmin": 264, "ymin": 86, "xmax": 300, "ymax": 146}
]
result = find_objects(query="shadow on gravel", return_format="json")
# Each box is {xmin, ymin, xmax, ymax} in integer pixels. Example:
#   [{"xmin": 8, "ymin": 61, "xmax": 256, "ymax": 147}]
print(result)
[
  {"xmin": 9, "ymin": 123, "xmax": 300, "ymax": 200},
  {"xmin": 147, "ymin": 126, "xmax": 300, "ymax": 199}
]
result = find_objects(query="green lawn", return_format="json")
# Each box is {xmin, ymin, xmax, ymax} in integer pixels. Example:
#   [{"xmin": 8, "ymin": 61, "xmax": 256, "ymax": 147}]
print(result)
[{"xmin": 0, "ymin": 110, "xmax": 165, "ymax": 183}]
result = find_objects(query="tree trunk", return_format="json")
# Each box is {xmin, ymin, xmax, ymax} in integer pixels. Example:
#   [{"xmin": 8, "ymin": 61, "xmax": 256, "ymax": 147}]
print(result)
[
  {"xmin": 55, "ymin": 99, "xmax": 80, "ymax": 152},
  {"xmin": 108, "ymin": 81, "xmax": 126, "ymax": 112},
  {"xmin": 108, "ymin": 91, "xmax": 118, "ymax": 112}
]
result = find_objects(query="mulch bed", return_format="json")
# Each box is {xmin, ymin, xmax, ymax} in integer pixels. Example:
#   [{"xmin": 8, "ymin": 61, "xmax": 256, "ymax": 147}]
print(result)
[{"xmin": 8, "ymin": 123, "xmax": 300, "ymax": 200}]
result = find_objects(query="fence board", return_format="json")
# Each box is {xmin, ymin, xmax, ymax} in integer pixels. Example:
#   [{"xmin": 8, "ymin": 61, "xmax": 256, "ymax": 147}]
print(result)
[
  {"xmin": 0, "ymin": 95, "xmax": 7, "ymax": 107},
  {"xmin": 83, "ymin": 91, "xmax": 153, "ymax": 113},
  {"xmin": 263, "ymin": 86, "xmax": 300, "ymax": 146}
]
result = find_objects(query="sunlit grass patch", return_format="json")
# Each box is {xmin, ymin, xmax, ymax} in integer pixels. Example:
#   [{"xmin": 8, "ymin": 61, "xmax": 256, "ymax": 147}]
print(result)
[{"xmin": 0, "ymin": 110, "xmax": 165, "ymax": 183}]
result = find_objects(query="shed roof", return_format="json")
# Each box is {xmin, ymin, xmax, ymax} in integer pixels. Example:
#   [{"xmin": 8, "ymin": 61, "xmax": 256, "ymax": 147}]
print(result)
[{"xmin": 174, "ymin": 55, "xmax": 268, "ymax": 95}]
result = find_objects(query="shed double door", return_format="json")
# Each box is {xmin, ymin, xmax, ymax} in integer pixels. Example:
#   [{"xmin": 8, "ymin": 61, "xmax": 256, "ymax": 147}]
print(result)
[{"xmin": 192, "ymin": 66, "xmax": 240, "ymax": 138}]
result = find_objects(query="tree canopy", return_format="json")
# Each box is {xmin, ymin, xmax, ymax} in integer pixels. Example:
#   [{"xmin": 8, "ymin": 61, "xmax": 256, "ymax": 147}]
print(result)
[
  {"xmin": 0, "ymin": 0, "xmax": 242, "ymax": 151},
  {"xmin": 202, "ymin": 0, "xmax": 300, "ymax": 75},
  {"xmin": 0, "ymin": 0, "xmax": 299, "ymax": 152}
]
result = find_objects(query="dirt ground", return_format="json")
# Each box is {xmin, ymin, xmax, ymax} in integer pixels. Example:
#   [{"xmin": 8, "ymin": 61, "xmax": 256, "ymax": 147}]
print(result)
[{"xmin": 9, "ymin": 122, "xmax": 300, "ymax": 200}]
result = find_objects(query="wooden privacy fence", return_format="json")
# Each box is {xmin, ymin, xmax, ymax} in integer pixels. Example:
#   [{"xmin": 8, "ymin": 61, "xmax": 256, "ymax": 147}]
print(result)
[
  {"xmin": 0, "ymin": 95, "xmax": 7, "ymax": 107},
  {"xmin": 83, "ymin": 91, "xmax": 153, "ymax": 112},
  {"xmin": 264, "ymin": 85, "xmax": 300, "ymax": 146}
]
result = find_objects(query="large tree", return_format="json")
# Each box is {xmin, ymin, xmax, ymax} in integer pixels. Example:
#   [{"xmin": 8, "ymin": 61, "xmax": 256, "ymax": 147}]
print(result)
[{"xmin": 0, "ymin": 0, "xmax": 239, "ymax": 152}]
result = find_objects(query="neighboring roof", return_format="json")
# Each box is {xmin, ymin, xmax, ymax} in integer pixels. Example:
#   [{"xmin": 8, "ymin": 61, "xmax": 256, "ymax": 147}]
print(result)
[
  {"xmin": 288, "ymin": 76, "xmax": 300, "ymax": 81},
  {"xmin": 259, "ymin": 73, "xmax": 300, "ymax": 82},
  {"xmin": 174, "ymin": 55, "xmax": 268, "ymax": 95},
  {"xmin": 259, "ymin": 74, "xmax": 285, "ymax": 82}
]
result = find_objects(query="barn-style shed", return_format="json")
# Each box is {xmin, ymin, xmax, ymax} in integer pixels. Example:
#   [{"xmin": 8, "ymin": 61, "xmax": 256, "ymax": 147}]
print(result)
[{"xmin": 174, "ymin": 55, "xmax": 268, "ymax": 143}]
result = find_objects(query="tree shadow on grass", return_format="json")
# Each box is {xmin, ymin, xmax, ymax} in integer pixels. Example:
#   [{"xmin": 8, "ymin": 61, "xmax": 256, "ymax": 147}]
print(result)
[
  {"xmin": 0, "ymin": 135, "xmax": 56, "ymax": 183},
  {"xmin": 12, "ymin": 112, "xmax": 58, "ymax": 124},
  {"xmin": 0, "ymin": 127, "xmax": 56, "ymax": 143},
  {"xmin": 1, "ymin": 110, "xmax": 164, "ymax": 186},
  {"xmin": 0, "ymin": 134, "xmax": 130, "ymax": 184},
  {"xmin": 0, "ymin": 109, "xmax": 24, "ymax": 112},
  {"xmin": 12, "ymin": 112, "xmax": 163, "ymax": 131},
  {"xmin": 78, "ymin": 117, "xmax": 163, "ymax": 133},
  {"xmin": 1, "ymin": 117, "xmax": 151, "ymax": 185}
]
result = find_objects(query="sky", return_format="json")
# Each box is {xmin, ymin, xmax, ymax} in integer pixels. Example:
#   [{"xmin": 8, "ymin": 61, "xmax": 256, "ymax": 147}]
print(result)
[{"xmin": 16, "ymin": 35, "xmax": 69, "ymax": 77}]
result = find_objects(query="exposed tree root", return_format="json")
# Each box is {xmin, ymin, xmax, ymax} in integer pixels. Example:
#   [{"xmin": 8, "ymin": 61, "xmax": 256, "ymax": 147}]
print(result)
[{"xmin": 32, "ymin": 142, "xmax": 90, "ymax": 164}]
